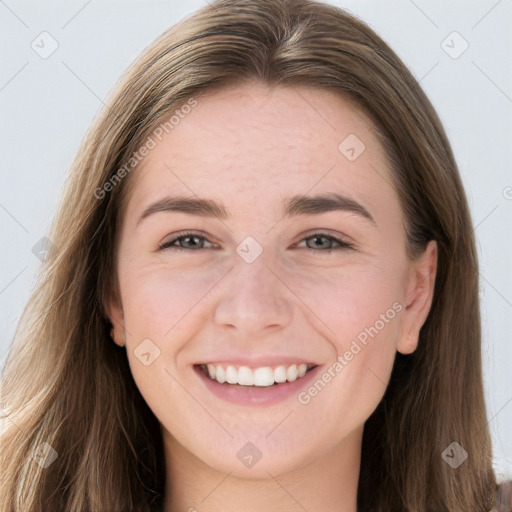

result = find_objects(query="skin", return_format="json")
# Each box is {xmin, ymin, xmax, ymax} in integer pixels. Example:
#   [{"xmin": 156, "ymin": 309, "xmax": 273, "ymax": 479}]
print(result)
[{"xmin": 108, "ymin": 81, "xmax": 437, "ymax": 512}]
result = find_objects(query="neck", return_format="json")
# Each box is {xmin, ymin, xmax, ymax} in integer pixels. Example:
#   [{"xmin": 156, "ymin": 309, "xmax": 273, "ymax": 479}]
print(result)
[{"xmin": 162, "ymin": 427, "xmax": 362, "ymax": 512}]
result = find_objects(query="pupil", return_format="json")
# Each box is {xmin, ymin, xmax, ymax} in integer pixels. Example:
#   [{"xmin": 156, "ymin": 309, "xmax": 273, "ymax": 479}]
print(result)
[
  {"xmin": 310, "ymin": 236, "xmax": 329, "ymax": 249},
  {"xmin": 184, "ymin": 236, "xmax": 200, "ymax": 248}
]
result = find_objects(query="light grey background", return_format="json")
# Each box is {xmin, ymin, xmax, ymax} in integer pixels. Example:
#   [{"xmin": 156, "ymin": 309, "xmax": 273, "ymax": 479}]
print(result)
[{"xmin": 1, "ymin": 0, "xmax": 511, "ymax": 479}]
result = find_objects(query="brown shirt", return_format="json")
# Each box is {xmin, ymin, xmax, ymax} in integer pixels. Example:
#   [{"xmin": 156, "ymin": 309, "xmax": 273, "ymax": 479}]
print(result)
[{"xmin": 493, "ymin": 480, "xmax": 512, "ymax": 512}]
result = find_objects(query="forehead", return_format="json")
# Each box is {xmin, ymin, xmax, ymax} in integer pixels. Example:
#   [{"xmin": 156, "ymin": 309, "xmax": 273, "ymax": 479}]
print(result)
[{"xmin": 122, "ymin": 81, "xmax": 400, "ymax": 226}]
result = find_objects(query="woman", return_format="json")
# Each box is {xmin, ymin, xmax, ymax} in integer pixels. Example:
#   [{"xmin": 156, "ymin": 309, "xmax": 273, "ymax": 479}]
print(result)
[{"xmin": 1, "ymin": 0, "xmax": 509, "ymax": 510}]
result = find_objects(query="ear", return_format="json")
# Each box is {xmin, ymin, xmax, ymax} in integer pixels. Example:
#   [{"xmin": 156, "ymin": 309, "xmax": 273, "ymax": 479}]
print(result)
[
  {"xmin": 105, "ymin": 294, "xmax": 126, "ymax": 348},
  {"xmin": 397, "ymin": 240, "xmax": 438, "ymax": 355}
]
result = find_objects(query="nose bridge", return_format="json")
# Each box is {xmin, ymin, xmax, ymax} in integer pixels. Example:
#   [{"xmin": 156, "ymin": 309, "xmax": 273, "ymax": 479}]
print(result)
[{"xmin": 213, "ymin": 246, "xmax": 294, "ymax": 334}]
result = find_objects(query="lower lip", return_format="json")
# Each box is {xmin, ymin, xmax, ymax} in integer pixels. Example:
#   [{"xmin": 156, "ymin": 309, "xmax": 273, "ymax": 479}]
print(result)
[{"xmin": 194, "ymin": 364, "xmax": 322, "ymax": 406}]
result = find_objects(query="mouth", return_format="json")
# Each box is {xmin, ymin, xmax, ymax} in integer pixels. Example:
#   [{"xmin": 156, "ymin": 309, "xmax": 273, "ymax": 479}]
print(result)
[{"xmin": 197, "ymin": 363, "xmax": 317, "ymax": 387}]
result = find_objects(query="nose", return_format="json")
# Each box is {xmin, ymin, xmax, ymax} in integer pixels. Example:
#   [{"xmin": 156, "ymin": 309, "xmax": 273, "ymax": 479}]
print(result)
[{"xmin": 213, "ymin": 251, "xmax": 294, "ymax": 338}]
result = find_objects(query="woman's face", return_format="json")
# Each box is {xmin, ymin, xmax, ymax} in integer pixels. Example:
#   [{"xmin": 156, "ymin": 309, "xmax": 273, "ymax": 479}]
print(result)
[{"xmin": 109, "ymin": 81, "xmax": 436, "ymax": 478}]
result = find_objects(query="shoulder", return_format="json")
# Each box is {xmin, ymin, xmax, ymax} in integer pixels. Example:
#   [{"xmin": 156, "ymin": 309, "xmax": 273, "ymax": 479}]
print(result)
[{"xmin": 493, "ymin": 480, "xmax": 512, "ymax": 512}]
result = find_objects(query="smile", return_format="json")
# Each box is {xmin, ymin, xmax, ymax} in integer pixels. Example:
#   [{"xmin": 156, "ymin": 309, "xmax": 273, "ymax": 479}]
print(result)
[{"xmin": 199, "ymin": 363, "xmax": 317, "ymax": 387}]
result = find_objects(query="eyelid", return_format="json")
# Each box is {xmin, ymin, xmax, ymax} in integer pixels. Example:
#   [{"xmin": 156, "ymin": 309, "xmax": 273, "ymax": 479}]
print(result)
[
  {"xmin": 158, "ymin": 230, "xmax": 354, "ymax": 252},
  {"xmin": 158, "ymin": 230, "xmax": 217, "ymax": 251},
  {"xmin": 292, "ymin": 231, "xmax": 354, "ymax": 250}
]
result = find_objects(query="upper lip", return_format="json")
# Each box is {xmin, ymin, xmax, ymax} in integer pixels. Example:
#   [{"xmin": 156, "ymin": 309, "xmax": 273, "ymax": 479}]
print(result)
[{"xmin": 195, "ymin": 356, "xmax": 319, "ymax": 368}]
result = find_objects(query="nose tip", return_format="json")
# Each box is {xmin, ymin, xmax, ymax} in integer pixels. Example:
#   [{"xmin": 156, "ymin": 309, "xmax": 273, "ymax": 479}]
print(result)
[{"xmin": 212, "ymin": 253, "xmax": 294, "ymax": 336}]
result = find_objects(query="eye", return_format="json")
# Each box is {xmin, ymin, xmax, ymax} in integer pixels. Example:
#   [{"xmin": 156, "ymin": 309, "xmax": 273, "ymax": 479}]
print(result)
[
  {"xmin": 157, "ymin": 231, "xmax": 354, "ymax": 252},
  {"xmin": 158, "ymin": 231, "xmax": 216, "ymax": 251},
  {"xmin": 296, "ymin": 232, "xmax": 354, "ymax": 251}
]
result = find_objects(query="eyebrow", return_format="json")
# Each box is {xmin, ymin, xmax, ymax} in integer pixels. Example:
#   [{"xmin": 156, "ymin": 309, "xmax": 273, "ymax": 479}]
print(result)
[{"xmin": 137, "ymin": 192, "xmax": 376, "ymax": 226}]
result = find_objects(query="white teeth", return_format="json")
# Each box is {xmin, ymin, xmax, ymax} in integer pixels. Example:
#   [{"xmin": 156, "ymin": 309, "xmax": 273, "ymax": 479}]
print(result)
[
  {"xmin": 274, "ymin": 365, "xmax": 287, "ymax": 383},
  {"xmin": 226, "ymin": 365, "xmax": 237, "ymax": 384},
  {"xmin": 201, "ymin": 363, "xmax": 314, "ymax": 387},
  {"xmin": 286, "ymin": 365, "xmax": 298, "ymax": 382},
  {"xmin": 253, "ymin": 367, "xmax": 274, "ymax": 387},
  {"xmin": 238, "ymin": 366, "xmax": 254, "ymax": 386},
  {"xmin": 216, "ymin": 365, "xmax": 226, "ymax": 383}
]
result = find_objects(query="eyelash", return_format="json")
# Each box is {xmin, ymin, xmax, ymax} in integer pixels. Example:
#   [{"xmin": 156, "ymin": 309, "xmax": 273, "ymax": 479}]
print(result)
[{"xmin": 157, "ymin": 231, "xmax": 354, "ymax": 253}]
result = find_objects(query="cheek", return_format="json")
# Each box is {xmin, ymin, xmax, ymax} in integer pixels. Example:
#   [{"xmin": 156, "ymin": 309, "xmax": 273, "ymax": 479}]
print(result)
[
  {"xmin": 118, "ymin": 261, "xmax": 224, "ymax": 339},
  {"xmin": 288, "ymin": 261, "xmax": 403, "ymax": 414},
  {"xmin": 295, "ymin": 307, "xmax": 400, "ymax": 441},
  {"xmin": 288, "ymin": 256, "xmax": 404, "ymax": 343},
  {"xmin": 116, "ymin": 262, "xmax": 227, "ymax": 409},
  {"xmin": 116, "ymin": 261, "xmax": 227, "ymax": 387}
]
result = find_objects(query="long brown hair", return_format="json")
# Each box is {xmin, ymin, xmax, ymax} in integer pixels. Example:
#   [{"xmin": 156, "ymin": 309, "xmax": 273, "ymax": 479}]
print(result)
[{"xmin": 0, "ymin": 0, "xmax": 499, "ymax": 510}]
